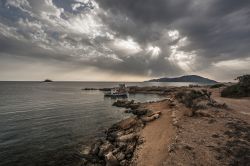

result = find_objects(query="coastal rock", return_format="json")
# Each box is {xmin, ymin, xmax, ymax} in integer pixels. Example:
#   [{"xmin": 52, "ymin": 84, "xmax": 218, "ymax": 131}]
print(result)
[
  {"xmin": 116, "ymin": 117, "xmax": 138, "ymax": 130},
  {"xmin": 112, "ymin": 100, "xmax": 141, "ymax": 110},
  {"xmin": 112, "ymin": 100, "xmax": 134, "ymax": 108},
  {"xmin": 117, "ymin": 133, "xmax": 138, "ymax": 142},
  {"xmin": 91, "ymin": 141, "xmax": 102, "ymax": 155},
  {"xmin": 78, "ymin": 145, "xmax": 100, "ymax": 162},
  {"xmin": 81, "ymin": 146, "xmax": 92, "ymax": 155},
  {"xmin": 125, "ymin": 143, "xmax": 135, "ymax": 155},
  {"xmin": 148, "ymin": 111, "xmax": 162, "ymax": 116},
  {"xmin": 105, "ymin": 152, "xmax": 119, "ymax": 166},
  {"xmin": 116, "ymin": 142, "xmax": 127, "ymax": 151},
  {"xmin": 129, "ymin": 103, "xmax": 140, "ymax": 109},
  {"xmin": 131, "ymin": 108, "xmax": 149, "ymax": 116},
  {"xmin": 141, "ymin": 113, "xmax": 160, "ymax": 122},
  {"xmin": 115, "ymin": 151, "xmax": 125, "ymax": 161},
  {"xmin": 120, "ymin": 160, "xmax": 129, "ymax": 166},
  {"xmin": 98, "ymin": 141, "xmax": 114, "ymax": 157}
]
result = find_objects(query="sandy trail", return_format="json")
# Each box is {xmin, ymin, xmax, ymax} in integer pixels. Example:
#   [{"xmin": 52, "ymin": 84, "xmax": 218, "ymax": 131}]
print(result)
[
  {"xmin": 133, "ymin": 101, "xmax": 174, "ymax": 166},
  {"xmin": 211, "ymin": 88, "xmax": 250, "ymax": 115},
  {"xmin": 133, "ymin": 88, "xmax": 250, "ymax": 166}
]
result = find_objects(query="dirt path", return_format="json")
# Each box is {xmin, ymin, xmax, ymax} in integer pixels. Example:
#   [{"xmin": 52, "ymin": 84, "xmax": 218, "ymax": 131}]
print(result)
[
  {"xmin": 211, "ymin": 88, "xmax": 250, "ymax": 115},
  {"xmin": 131, "ymin": 87, "xmax": 250, "ymax": 166},
  {"xmin": 133, "ymin": 101, "xmax": 174, "ymax": 166}
]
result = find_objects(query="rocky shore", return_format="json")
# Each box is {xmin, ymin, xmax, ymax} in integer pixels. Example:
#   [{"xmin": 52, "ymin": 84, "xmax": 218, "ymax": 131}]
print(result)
[
  {"xmin": 76, "ymin": 99, "xmax": 164, "ymax": 166},
  {"xmin": 82, "ymin": 86, "xmax": 180, "ymax": 95},
  {"xmin": 78, "ymin": 85, "xmax": 250, "ymax": 166}
]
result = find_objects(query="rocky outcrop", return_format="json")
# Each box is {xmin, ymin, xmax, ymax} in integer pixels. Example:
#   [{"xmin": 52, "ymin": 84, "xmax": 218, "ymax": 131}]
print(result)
[
  {"xmin": 113, "ymin": 100, "xmax": 163, "ymax": 124},
  {"xmin": 112, "ymin": 100, "xmax": 140, "ymax": 109},
  {"xmin": 78, "ymin": 100, "xmax": 162, "ymax": 165},
  {"xmin": 78, "ymin": 116, "xmax": 143, "ymax": 166}
]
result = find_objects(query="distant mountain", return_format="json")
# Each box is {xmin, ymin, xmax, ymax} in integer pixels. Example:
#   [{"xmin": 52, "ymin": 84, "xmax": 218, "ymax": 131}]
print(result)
[{"xmin": 146, "ymin": 75, "xmax": 218, "ymax": 84}]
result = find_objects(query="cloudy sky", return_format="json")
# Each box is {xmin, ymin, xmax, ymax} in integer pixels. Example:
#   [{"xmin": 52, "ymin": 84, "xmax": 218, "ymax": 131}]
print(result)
[{"xmin": 0, "ymin": 0, "xmax": 249, "ymax": 81}]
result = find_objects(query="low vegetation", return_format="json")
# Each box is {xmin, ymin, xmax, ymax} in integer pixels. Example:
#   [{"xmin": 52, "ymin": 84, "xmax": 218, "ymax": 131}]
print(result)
[
  {"xmin": 221, "ymin": 75, "xmax": 250, "ymax": 97},
  {"xmin": 175, "ymin": 89, "xmax": 211, "ymax": 110},
  {"xmin": 210, "ymin": 83, "xmax": 225, "ymax": 89},
  {"xmin": 175, "ymin": 89, "xmax": 227, "ymax": 111}
]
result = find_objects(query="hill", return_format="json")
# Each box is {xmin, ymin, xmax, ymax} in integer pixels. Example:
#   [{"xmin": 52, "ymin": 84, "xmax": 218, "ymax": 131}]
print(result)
[{"xmin": 146, "ymin": 75, "xmax": 217, "ymax": 84}]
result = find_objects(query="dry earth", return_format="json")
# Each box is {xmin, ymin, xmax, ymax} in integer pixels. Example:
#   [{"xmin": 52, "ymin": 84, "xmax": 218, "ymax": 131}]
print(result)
[
  {"xmin": 132, "ymin": 100, "xmax": 174, "ymax": 166},
  {"xmin": 132, "ymin": 87, "xmax": 250, "ymax": 166}
]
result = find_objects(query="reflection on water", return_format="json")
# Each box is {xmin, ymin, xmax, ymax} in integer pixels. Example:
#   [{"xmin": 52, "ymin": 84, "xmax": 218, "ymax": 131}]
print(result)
[{"xmin": 0, "ymin": 81, "xmax": 172, "ymax": 166}]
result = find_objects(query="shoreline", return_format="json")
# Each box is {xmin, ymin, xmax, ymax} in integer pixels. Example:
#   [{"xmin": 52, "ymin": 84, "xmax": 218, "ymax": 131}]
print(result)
[
  {"xmin": 78, "ymin": 85, "xmax": 250, "ymax": 166},
  {"xmin": 76, "ymin": 97, "xmax": 168, "ymax": 166}
]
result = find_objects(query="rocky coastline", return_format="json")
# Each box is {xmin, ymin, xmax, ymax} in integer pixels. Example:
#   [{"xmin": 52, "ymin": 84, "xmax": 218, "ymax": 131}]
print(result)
[
  {"xmin": 78, "ymin": 85, "xmax": 250, "ymax": 166},
  {"xmin": 76, "ymin": 99, "xmax": 166, "ymax": 166}
]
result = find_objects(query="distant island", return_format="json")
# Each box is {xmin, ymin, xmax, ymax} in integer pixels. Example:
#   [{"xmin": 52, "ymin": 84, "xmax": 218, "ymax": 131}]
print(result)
[
  {"xmin": 146, "ymin": 75, "xmax": 218, "ymax": 84},
  {"xmin": 43, "ymin": 79, "xmax": 53, "ymax": 82}
]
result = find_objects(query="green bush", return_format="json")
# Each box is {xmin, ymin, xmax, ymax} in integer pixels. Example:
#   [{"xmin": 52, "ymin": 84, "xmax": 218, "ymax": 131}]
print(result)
[
  {"xmin": 175, "ymin": 89, "xmax": 211, "ymax": 110},
  {"xmin": 221, "ymin": 75, "xmax": 250, "ymax": 97}
]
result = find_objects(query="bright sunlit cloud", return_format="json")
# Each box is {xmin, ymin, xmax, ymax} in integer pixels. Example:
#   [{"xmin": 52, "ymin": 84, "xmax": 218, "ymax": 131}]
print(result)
[
  {"xmin": 168, "ymin": 34, "xmax": 196, "ymax": 72},
  {"xmin": 168, "ymin": 30, "xmax": 180, "ymax": 40},
  {"xmin": 213, "ymin": 58, "xmax": 250, "ymax": 70},
  {"xmin": 112, "ymin": 37, "xmax": 142, "ymax": 55},
  {"xmin": 146, "ymin": 46, "xmax": 161, "ymax": 58}
]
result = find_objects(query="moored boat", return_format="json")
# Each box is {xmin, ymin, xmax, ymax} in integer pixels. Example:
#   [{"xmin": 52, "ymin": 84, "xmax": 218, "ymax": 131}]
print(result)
[{"xmin": 104, "ymin": 84, "xmax": 128, "ymax": 98}]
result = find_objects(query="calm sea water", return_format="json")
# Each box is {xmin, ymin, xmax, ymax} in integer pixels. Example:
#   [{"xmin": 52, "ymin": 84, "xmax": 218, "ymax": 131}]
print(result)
[{"xmin": 0, "ymin": 81, "xmax": 194, "ymax": 166}]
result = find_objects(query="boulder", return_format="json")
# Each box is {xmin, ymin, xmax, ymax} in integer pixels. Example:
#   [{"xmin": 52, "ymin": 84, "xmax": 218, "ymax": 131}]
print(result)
[
  {"xmin": 81, "ymin": 146, "xmax": 92, "ymax": 155},
  {"xmin": 141, "ymin": 113, "xmax": 160, "ymax": 122},
  {"xmin": 129, "ymin": 103, "xmax": 140, "ymax": 109},
  {"xmin": 125, "ymin": 143, "xmax": 135, "ymax": 154},
  {"xmin": 131, "ymin": 108, "xmax": 149, "ymax": 116},
  {"xmin": 148, "ymin": 111, "xmax": 162, "ymax": 116},
  {"xmin": 116, "ymin": 117, "xmax": 138, "ymax": 130},
  {"xmin": 113, "ymin": 100, "xmax": 134, "ymax": 108},
  {"xmin": 115, "ymin": 151, "xmax": 125, "ymax": 161},
  {"xmin": 116, "ymin": 142, "xmax": 127, "ymax": 151},
  {"xmin": 117, "ymin": 133, "xmax": 138, "ymax": 142},
  {"xmin": 105, "ymin": 152, "xmax": 119, "ymax": 166},
  {"xmin": 98, "ymin": 141, "xmax": 114, "ymax": 157},
  {"xmin": 78, "ymin": 146, "xmax": 101, "ymax": 162},
  {"xmin": 91, "ymin": 140, "xmax": 102, "ymax": 155},
  {"xmin": 120, "ymin": 160, "xmax": 129, "ymax": 166}
]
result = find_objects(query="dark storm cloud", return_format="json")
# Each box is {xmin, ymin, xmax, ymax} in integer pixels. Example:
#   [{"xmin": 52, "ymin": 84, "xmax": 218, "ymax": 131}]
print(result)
[
  {"xmin": 97, "ymin": 0, "xmax": 250, "ymax": 57},
  {"xmin": 95, "ymin": 0, "xmax": 250, "ymax": 77},
  {"xmin": 0, "ymin": 0, "xmax": 249, "ymax": 81}
]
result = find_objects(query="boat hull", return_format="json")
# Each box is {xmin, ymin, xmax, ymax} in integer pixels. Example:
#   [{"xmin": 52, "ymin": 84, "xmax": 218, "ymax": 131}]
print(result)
[{"xmin": 104, "ymin": 93, "xmax": 128, "ymax": 98}]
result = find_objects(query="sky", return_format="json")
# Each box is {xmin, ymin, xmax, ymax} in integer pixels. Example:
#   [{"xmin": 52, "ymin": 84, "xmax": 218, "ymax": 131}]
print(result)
[{"xmin": 0, "ymin": 0, "xmax": 250, "ymax": 81}]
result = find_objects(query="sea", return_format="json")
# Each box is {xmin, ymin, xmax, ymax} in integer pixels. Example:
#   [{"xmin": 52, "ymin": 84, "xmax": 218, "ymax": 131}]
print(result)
[{"xmin": 0, "ymin": 81, "xmax": 198, "ymax": 166}]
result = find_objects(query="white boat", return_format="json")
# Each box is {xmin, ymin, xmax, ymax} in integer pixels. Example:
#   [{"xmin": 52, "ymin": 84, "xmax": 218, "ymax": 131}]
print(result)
[{"xmin": 104, "ymin": 84, "xmax": 128, "ymax": 98}]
